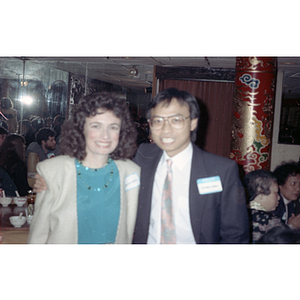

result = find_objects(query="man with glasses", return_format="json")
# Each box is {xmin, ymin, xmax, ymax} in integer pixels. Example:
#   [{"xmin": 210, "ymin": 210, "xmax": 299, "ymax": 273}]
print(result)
[{"xmin": 132, "ymin": 88, "xmax": 249, "ymax": 244}]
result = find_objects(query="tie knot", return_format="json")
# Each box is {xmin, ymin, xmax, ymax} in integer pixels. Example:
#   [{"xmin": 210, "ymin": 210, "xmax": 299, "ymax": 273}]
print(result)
[{"xmin": 167, "ymin": 159, "xmax": 173, "ymax": 168}]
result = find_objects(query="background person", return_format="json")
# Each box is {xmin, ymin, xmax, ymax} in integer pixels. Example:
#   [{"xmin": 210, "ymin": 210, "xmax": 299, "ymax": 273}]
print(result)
[
  {"xmin": 26, "ymin": 127, "xmax": 60, "ymax": 162},
  {"xmin": 272, "ymin": 161, "xmax": 300, "ymax": 229},
  {"xmin": 0, "ymin": 134, "xmax": 31, "ymax": 196},
  {"xmin": 243, "ymin": 169, "xmax": 283, "ymax": 243},
  {"xmin": 18, "ymin": 119, "xmax": 35, "ymax": 147},
  {"xmin": 20, "ymin": 119, "xmax": 36, "ymax": 147},
  {"xmin": 25, "ymin": 116, "xmax": 46, "ymax": 147},
  {"xmin": 45, "ymin": 116, "xmax": 53, "ymax": 128},
  {"xmin": 257, "ymin": 226, "xmax": 300, "ymax": 243},
  {"xmin": 28, "ymin": 92, "xmax": 140, "ymax": 244},
  {"xmin": 52, "ymin": 114, "xmax": 65, "ymax": 143},
  {"xmin": 0, "ymin": 97, "xmax": 17, "ymax": 133},
  {"xmin": 0, "ymin": 167, "xmax": 18, "ymax": 197}
]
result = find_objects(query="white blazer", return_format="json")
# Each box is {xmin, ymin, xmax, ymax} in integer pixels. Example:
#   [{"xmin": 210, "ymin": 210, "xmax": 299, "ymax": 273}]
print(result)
[{"xmin": 27, "ymin": 155, "xmax": 140, "ymax": 244}]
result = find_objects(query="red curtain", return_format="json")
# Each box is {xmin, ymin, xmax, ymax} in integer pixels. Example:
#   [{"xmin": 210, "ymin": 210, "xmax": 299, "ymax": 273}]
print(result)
[{"xmin": 159, "ymin": 79, "xmax": 235, "ymax": 158}]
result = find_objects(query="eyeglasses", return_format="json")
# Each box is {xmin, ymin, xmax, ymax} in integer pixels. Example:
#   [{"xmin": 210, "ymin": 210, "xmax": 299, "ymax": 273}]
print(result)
[{"xmin": 148, "ymin": 115, "xmax": 191, "ymax": 130}]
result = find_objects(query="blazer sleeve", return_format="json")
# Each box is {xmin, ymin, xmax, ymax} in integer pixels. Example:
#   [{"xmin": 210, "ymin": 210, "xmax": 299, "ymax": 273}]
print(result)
[
  {"xmin": 27, "ymin": 156, "xmax": 77, "ymax": 244},
  {"xmin": 27, "ymin": 160, "xmax": 57, "ymax": 243},
  {"xmin": 219, "ymin": 160, "xmax": 249, "ymax": 243}
]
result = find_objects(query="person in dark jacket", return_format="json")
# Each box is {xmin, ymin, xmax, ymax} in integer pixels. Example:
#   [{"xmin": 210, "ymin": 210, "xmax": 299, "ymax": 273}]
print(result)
[{"xmin": 0, "ymin": 134, "xmax": 31, "ymax": 196}]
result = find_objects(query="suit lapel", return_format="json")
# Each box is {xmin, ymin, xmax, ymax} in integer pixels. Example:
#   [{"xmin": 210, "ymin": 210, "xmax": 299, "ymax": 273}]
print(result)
[
  {"xmin": 137, "ymin": 144, "xmax": 163, "ymax": 240},
  {"xmin": 189, "ymin": 144, "xmax": 211, "ymax": 243}
]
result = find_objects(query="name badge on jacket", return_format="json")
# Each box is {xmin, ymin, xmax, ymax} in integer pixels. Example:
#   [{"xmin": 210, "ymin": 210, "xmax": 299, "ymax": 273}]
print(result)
[
  {"xmin": 125, "ymin": 172, "xmax": 140, "ymax": 191},
  {"xmin": 197, "ymin": 176, "xmax": 223, "ymax": 195}
]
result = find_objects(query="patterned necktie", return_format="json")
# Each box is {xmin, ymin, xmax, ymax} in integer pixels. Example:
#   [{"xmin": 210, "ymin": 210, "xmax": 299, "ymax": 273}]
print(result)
[{"xmin": 161, "ymin": 159, "xmax": 176, "ymax": 244}]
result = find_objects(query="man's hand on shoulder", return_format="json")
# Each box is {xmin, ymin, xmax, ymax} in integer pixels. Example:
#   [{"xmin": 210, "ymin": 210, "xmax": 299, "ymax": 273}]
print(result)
[{"xmin": 33, "ymin": 173, "xmax": 48, "ymax": 193}]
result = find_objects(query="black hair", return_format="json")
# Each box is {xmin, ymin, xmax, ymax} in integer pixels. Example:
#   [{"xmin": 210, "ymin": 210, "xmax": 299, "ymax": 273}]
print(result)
[
  {"xmin": 36, "ymin": 127, "xmax": 56, "ymax": 145},
  {"xmin": 257, "ymin": 226, "xmax": 300, "ymax": 244},
  {"xmin": 273, "ymin": 161, "xmax": 300, "ymax": 186},
  {"xmin": 146, "ymin": 88, "xmax": 200, "ymax": 142}
]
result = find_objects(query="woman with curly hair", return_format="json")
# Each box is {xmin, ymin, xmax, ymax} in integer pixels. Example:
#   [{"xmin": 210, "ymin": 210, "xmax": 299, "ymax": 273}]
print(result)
[
  {"xmin": 28, "ymin": 92, "xmax": 140, "ymax": 244},
  {"xmin": 243, "ymin": 169, "xmax": 284, "ymax": 243}
]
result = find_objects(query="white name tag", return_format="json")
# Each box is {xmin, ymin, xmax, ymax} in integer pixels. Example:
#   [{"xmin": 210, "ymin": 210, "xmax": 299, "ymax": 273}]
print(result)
[
  {"xmin": 197, "ymin": 176, "xmax": 223, "ymax": 195},
  {"xmin": 125, "ymin": 172, "xmax": 140, "ymax": 191}
]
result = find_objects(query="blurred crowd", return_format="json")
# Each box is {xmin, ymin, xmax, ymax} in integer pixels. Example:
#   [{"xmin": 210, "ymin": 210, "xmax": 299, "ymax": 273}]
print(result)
[{"xmin": 0, "ymin": 97, "xmax": 64, "ymax": 197}]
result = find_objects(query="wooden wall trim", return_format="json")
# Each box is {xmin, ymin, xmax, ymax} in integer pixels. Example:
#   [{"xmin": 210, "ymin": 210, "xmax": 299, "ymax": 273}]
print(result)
[{"xmin": 156, "ymin": 66, "xmax": 235, "ymax": 82}]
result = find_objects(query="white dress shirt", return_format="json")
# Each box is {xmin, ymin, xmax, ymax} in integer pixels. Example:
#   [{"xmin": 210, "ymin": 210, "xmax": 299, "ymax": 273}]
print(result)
[
  {"xmin": 147, "ymin": 143, "xmax": 196, "ymax": 244},
  {"xmin": 282, "ymin": 195, "xmax": 293, "ymax": 225},
  {"xmin": 281, "ymin": 196, "xmax": 300, "ymax": 230}
]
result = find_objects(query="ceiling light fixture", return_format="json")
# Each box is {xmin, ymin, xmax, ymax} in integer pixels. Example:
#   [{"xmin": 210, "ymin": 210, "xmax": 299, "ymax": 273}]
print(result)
[{"xmin": 128, "ymin": 67, "xmax": 138, "ymax": 77}]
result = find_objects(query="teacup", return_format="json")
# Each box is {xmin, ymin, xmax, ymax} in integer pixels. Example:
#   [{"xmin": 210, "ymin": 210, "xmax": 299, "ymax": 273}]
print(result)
[
  {"xmin": 9, "ymin": 216, "xmax": 27, "ymax": 228},
  {"xmin": 0, "ymin": 197, "xmax": 12, "ymax": 207},
  {"xmin": 13, "ymin": 197, "xmax": 27, "ymax": 207}
]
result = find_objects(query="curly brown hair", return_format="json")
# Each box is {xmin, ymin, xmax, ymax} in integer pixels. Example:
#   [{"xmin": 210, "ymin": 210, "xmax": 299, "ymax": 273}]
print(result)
[{"xmin": 60, "ymin": 92, "xmax": 137, "ymax": 161}]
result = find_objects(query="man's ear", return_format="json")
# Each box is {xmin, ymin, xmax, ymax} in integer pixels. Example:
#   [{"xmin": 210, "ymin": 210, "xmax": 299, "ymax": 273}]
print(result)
[{"xmin": 190, "ymin": 118, "xmax": 198, "ymax": 131}]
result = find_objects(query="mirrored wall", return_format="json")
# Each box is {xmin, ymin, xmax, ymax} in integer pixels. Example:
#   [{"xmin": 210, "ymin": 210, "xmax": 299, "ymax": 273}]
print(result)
[
  {"xmin": 278, "ymin": 70, "xmax": 300, "ymax": 145},
  {"xmin": 0, "ymin": 57, "xmax": 130, "ymax": 135},
  {"xmin": 0, "ymin": 58, "xmax": 69, "ymax": 133}
]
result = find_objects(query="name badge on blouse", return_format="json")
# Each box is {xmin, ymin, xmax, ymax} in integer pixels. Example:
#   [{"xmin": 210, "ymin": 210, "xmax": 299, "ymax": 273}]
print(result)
[
  {"xmin": 197, "ymin": 176, "xmax": 223, "ymax": 195},
  {"xmin": 125, "ymin": 172, "xmax": 140, "ymax": 191}
]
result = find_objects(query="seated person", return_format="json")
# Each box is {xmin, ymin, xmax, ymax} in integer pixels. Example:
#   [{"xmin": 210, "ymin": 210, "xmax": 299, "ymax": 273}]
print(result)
[
  {"xmin": 243, "ymin": 169, "xmax": 284, "ymax": 243},
  {"xmin": 18, "ymin": 119, "xmax": 34, "ymax": 147},
  {"xmin": 272, "ymin": 161, "xmax": 300, "ymax": 228},
  {"xmin": 26, "ymin": 127, "xmax": 61, "ymax": 162},
  {"xmin": 53, "ymin": 115, "xmax": 65, "ymax": 143},
  {"xmin": 257, "ymin": 226, "xmax": 300, "ymax": 244},
  {"xmin": 24, "ymin": 117, "xmax": 45, "ymax": 147},
  {"xmin": 0, "ymin": 134, "xmax": 31, "ymax": 196},
  {"xmin": 0, "ymin": 166, "xmax": 18, "ymax": 197}
]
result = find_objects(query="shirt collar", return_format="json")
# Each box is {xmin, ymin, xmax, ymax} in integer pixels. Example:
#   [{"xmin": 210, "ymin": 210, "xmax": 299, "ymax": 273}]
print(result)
[
  {"xmin": 282, "ymin": 194, "xmax": 293, "ymax": 205},
  {"xmin": 162, "ymin": 142, "xmax": 193, "ymax": 170}
]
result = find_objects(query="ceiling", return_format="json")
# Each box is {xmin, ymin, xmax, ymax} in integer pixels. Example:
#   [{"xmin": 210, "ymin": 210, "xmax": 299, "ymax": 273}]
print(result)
[{"xmin": 1, "ymin": 56, "xmax": 300, "ymax": 96}]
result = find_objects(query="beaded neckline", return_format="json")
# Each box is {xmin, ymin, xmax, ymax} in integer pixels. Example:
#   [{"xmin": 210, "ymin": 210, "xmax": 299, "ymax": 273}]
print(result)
[{"xmin": 76, "ymin": 158, "xmax": 114, "ymax": 192}]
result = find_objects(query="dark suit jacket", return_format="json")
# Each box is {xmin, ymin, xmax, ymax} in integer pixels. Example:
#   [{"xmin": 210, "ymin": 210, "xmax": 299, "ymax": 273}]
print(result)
[
  {"xmin": 132, "ymin": 143, "xmax": 249, "ymax": 244},
  {"xmin": 273, "ymin": 194, "xmax": 298, "ymax": 222}
]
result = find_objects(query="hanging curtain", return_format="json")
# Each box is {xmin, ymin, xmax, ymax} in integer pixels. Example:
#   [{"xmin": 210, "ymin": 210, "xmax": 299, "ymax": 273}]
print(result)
[{"xmin": 159, "ymin": 79, "xmax": 235, "ymax": 158}]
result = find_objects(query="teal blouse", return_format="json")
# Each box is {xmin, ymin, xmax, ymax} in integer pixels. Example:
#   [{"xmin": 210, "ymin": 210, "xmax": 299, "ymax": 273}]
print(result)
[{"xmin": 75, "ymin": 158, "xmax": 120, "ymax": 244}]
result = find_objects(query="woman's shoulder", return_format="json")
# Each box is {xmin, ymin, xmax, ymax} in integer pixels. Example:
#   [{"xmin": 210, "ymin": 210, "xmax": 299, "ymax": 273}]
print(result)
[
  {"xmin": 114, "ymin": 159, "xmax": 140, "ymax": 172},
  {"xmin": 38, "ymin": 155, "xmax": 74, "ymax": 168}
]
